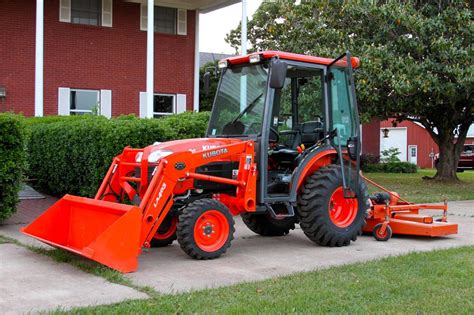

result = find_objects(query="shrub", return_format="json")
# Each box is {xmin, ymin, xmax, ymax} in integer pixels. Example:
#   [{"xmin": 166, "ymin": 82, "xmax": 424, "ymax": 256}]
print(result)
[
  {"xmin": 384, "ymin": 161, "xmax": 418, "ymax": 173},
  {"xmin": 363, "ymin": 161, "xmax": 418, "ymax": 173},
  {"xmin": 0, "ymin": 113, "xmax": 26, "ymax": 221},
  {"xmin": 27, "ymin": 112, "xmax": 210, "ymax": 197},
  {"xmin": 380, "ymin": 147, "xmax": 401, "ymax": 163}
]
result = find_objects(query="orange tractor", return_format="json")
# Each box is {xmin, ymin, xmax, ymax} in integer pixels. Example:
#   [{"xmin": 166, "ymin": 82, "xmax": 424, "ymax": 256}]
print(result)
[{"xmin": 22, "ymin": 51, "xmax": 457, "ymax": 272}]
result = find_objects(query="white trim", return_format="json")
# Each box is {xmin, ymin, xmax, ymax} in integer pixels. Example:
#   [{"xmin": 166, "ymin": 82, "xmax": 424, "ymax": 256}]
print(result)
[
  {"xmin": 58, "ymin": 87, "xmax": 71, "ymax": 116},
  {"xmin": 176, "ymin": 94, "xmax": 186, "ymax": 114},
  {"xmin": 35, "ymin": 0, "xmax": 44, "ymax": 117},
  {"xmin": 193, "ymin": 10, "xmax": 200, "ymax": 112},
  {"xmin": 59, "ymin": 0, "xmax": 71, "ymax": 23},
  {"xmin": 241, "ymin": 0, "xmax": 247, "ymax": 55},
  {"xmin": 177, "ymin": 9, "xmax": 187, "ymax": 35},
  {"xmin": 140, "ymin": 3, "xmax": 147, "ymax": 31},
  {"xmin": 102, "ymin": 0, "xmax": 113, "ymax": 27},
  {"xmin": 100, "ymin": 89, "xmax": 112, "ymax": 118},
  {"xmin": 239, "ymin": 0, "xmax": 247, "ymax": 111},
  {"xmin": 146, "ymin": 0, "xmax": 154, "ymax": 118},
  {"xmin": 408, "ymin": 144, "xmax": 418, "ymax": 165}
]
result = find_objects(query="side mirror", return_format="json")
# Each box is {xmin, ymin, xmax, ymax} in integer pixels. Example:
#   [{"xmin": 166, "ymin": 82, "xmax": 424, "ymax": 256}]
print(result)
[
  {"xmin": 270, "ymin": 59, "xmax": 287, "ymax": 89},
  {"xmin": 347, "ymin": 136, "xmax": 359, "ymax": 161},
  {"xmin": 203, "ymin": 72, "xmax": 211, "ymax": 96}
]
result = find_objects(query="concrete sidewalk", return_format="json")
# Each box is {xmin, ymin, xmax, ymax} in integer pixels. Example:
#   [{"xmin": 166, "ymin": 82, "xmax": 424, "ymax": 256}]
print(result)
[
  {"xmin": 0, "ymin": 195, "xmax": 148, "ymax": 314},
  {"xmin": 0, "ymin": 243, "xmax": 147, "ymax": 314}
]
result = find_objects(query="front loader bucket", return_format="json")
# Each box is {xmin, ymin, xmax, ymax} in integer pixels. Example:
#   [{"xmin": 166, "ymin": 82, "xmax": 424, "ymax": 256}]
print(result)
[{"xmin": 21, "ymin": 195, "xmax": 142, "ymax": 273}]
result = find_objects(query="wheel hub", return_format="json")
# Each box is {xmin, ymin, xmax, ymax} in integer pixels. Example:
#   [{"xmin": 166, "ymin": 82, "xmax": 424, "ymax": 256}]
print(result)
[
  {"xmin": 193, "ymin": 210, "xmax": 229, "ymax": 252},
  {"xmin": 328, "ymin": 187, "xmax": 358, "ymax": 228},
  {"xmin": 203, "ymin": 224, "xmax": 214, "ymax": 236}
]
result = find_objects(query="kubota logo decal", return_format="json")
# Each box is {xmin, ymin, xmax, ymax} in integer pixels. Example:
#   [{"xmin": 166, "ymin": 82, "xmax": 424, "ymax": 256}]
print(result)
[
  {"xmin": 153, "ymin": 183, "xmax": 167, "ymax": 208},
  {"xmin": 202, "ymin": 148, "xmax": 228, "ymax": 159}
]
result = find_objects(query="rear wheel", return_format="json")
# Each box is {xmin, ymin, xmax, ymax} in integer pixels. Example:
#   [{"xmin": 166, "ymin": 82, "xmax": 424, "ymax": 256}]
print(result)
[
  {"xmin": 177, "ymin": 199, "xmax": 235, "ymax": 259},
  {"xmin": 241, "ymin": 213, "xmax": 296, "ymax": 236},
  {"xmin": 297, "ymin": 164, "xmax": 369, "ymax": 247}
]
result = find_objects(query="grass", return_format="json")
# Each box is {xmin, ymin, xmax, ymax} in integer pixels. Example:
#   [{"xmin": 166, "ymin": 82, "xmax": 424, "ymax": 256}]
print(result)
[
  {"xmin": 0, "ymin": 234, "xmax": 10, "ymax": 244},
  {"xmin": 54, "ymin": 246, "xmax": 474, "ymax": 315},
  {"xmin": 364, "ymin": 169, "xmax": 474, "ymax": 203}
]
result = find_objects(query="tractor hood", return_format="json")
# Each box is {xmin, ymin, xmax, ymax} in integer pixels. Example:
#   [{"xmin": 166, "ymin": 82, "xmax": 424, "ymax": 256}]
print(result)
[{"xmin": 139, "ymin": 138, "xmax": 245, "ymax": 163}]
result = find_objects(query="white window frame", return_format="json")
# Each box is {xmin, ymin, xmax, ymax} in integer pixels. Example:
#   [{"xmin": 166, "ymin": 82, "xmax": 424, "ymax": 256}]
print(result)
[
  {"xmin": 153, "ymin": 93, "xmax": 176, "ymax": 117},
  {"xmin": 70, "ymin": 88, "xmax": 100, "ymax": 115},
  {"xmin": 60, "ymin": 0, "xmax": 113, "ymax": 27},
  {"xmin": 140, "ymin": 4, "xmax": 186, "ymax": 35}
]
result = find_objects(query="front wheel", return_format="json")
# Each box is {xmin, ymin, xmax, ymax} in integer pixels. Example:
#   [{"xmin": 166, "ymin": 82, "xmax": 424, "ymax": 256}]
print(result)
[
  {"xmin": 297, "ymin": 165, "xmax": 370, "ymax": 247},
  {"xmin": 177, "ymin": 199, "xmax": 235, "ymax": 260},
  {"xmin": 150, "ymin": 214, "xmax": 177, "ymax": 247}
]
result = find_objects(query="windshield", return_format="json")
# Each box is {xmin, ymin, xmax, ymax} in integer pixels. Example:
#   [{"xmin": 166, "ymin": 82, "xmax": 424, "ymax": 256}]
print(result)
[{"xmin": 207, "ymin": 63, "xmax": 269, "ymax": 137}]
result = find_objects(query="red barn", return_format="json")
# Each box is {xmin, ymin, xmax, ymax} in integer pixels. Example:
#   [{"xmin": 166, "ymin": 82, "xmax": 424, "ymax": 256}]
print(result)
[
  {"xmin": 0, "ymin": 0, "xmax": 241, "ymax": 118},
  {"xmin": 362, "ymin": 119, "xmax": 474, "ymax": 168}
]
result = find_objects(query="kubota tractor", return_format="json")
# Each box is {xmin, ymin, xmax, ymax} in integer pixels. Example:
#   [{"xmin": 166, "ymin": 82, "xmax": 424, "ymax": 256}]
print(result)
[{"xmin": 22, "ymin": 51, "xmax": 456, "ymax": 273}]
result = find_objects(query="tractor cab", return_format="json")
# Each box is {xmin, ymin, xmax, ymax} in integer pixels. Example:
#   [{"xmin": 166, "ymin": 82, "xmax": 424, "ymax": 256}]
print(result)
[{"xmin": 207, "ymin": 51, "xmax": 361, "ymax": 206}]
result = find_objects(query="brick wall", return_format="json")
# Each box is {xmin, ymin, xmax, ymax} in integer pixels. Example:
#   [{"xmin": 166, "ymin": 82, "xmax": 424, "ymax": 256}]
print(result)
[{"xmin": 0, "ymin": 0, "xmax": 196, "ymax": 116}]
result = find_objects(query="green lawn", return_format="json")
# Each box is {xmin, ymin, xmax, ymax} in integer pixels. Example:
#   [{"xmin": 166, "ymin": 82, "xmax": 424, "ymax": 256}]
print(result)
[
  {"xmin": 57, "ymin": 246, "xmax": 473, "ymax": 314},
  {"xmin": 364, "ymin": 169, "xmax": 474, "ymax": 203},
  {"xmin": 0, "ymin": 235, "xmax": 9, "ymax": 244}
]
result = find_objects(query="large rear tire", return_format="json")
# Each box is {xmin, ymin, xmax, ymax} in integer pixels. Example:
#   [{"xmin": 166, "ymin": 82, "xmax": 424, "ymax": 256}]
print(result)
[
  {"xmin": 297, "ymin": 164, "xmax": 369, "ymax": 247},
  {"xmin": 177, "ymin": 199, "xmax": 235, "ymax": 260},
  {"xmin": 241, "ymin": 213, "xmax": 296, "ymax": 236}
]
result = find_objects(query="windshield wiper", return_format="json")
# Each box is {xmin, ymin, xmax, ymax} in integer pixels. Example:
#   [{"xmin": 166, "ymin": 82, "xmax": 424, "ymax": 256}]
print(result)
[{"xmin": 231, "ymin": 93, "xmax": 264, "ymax": 124}]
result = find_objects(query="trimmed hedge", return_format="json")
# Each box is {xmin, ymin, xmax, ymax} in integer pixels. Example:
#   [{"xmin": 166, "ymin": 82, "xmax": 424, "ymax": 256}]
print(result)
[
  {"xmin": 363, "ymin": 161, "xmax": 418, "ymax": 173},
  {"xmin": 27, "ymin": 112, "xmax": 210, "ymax": 197},
  {"xmin": 0, "ymin": 113, "xmax": 26, "ymax": 221}
]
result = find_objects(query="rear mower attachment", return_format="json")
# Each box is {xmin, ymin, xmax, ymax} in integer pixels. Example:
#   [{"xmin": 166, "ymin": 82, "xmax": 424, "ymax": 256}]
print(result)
[{"xmin": 362, "ymin": 175, "xmax": 458, "ymax": 241}]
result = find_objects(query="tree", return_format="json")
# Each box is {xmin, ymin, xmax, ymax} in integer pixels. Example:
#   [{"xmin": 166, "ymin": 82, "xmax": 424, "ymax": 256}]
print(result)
[
  {"xmin": 199, "ymin": 61, "xmax": 220, "ymax": 112},
  {"xmin": 226, "ymin": 0, "xmax": 473, "ymax": 180}
]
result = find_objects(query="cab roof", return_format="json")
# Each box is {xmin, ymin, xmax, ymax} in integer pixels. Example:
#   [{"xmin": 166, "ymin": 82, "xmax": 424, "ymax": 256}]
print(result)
[{"xmin": 224, "ymin": 51, "xmax": 360, "ymax": 69}]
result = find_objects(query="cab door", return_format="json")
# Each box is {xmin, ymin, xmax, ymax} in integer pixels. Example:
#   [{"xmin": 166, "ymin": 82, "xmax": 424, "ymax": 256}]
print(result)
[{"xmin": 327, "ymin": 52, "xmax": 361, "ymax": 195}]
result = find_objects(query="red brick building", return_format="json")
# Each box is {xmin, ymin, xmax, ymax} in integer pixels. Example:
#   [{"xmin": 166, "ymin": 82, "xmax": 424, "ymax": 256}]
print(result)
[
  {"xmin": 0, "ymin": 0, "xmax": 240, "ymax": 118},
  {"xmin": 362, "ymin": 119, "xmax": 474, "ymax": 168}
]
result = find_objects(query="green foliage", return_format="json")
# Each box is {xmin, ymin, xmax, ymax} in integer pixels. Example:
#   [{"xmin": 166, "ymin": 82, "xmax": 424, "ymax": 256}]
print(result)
[
  {"xmin": 0, "ymin": 113, "xmax": 26, "ymax": 221},
  {"xmin": 363, "ymin": 161, "xmax": 417, "ymax": 173},
  {"xmin": 380, "ymin": 147, "xmax": 401, "ymax": 163},
  {"xmin": 227, "ymin": 0, "xmax": 473, "ymax": 179},
  {"xmin": 199, "ymin": 61, "xmax": 220, "ymax": 112},
  {"xmin": 26, "ymin": 112, "xmax": 210, "ymax": 197}
]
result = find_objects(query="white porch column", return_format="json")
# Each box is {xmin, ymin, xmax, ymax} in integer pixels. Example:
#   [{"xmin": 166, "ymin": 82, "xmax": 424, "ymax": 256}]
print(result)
[
  {"xmin": 239, "ymin": 0, "xmax": 247, "ymax": 111},
  {"xmin": 193, "ymin": 10, "xmax": 200, "ymax": 112},
  {"xmin": 241, "ymin": 0, "xmax": 247, "ymax": 55},
  {"xmin": 35, "ymin": 0, "xmax": 44, "ymax": 117},
  {"xmin": 146, "ymin": 0, "xmax": 154, "ymax": 118}
]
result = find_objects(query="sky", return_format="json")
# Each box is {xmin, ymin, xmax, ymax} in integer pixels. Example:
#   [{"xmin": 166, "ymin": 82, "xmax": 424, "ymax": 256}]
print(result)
[{"xmin": 199, "ymin": 0, "xmax": 263, "ymax": 54}]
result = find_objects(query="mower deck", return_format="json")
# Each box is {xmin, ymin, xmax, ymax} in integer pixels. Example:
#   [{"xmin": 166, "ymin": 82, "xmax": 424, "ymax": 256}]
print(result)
[{"xmin": 362, "ymin": 175, "xmax": 458, "ymax": 241}]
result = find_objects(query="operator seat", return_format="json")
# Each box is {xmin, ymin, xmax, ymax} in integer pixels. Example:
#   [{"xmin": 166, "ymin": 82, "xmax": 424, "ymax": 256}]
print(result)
[{"xmin": 300, "ymin": 121, "xmax": 324, "ymax": 148}]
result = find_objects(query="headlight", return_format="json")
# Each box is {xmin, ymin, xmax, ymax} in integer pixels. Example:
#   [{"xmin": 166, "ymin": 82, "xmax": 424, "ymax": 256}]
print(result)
[
  {"xmin": 218, "ymin": 60, "xmax": 228, "ymax": 69},
  {"xmin": 249, "ymin": 54, "xmax": 260, "ymax": 63},
  {"xmin": 148, "ymin": 150, "xmax": 173, "ymax": 163},
  {"xmin": 135, "ymin": 152, "xmax": 143, "ymax": 163}
]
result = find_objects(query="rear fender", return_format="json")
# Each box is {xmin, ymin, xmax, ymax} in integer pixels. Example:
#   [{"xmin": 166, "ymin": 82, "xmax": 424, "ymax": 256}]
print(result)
[{"xmin": 289, "ymin": 145, "xmax": 337, "ymax": 203}]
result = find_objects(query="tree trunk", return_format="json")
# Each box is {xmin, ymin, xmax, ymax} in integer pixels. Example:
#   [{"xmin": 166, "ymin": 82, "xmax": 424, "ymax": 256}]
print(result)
[
  {"xmin": 435, "ymin": 139, "xmax": 459, "ymax": 180},
  {"xmin": 433, "ymin": 127, "xmax": 467, "ymax": 181}
]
